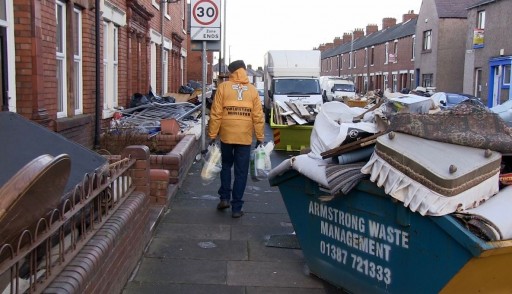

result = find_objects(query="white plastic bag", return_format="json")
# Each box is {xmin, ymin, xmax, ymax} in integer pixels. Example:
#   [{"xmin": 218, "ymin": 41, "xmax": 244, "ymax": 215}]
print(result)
[
  {"xmin": 201, "ymin": 143, "xmax": 222, "ymax": 185},
  {"xmin": 250, "ymin": 142, "xmax": 274, "ymax": 181}
]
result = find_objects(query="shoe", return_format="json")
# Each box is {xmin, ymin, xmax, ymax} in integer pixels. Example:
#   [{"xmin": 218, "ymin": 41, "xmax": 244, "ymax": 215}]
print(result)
[
  {"xmin": 232, "ymin": 211, "xmax": 244, "ymax": 218},
  {"xmin": 217, "ymin": 200, "xmax": 230, "ymax": 210}
]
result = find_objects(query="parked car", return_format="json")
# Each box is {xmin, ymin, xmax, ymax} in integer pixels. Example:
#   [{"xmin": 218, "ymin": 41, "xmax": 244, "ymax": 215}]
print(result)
[
  {"xmin": 430, "ymin": 92, "xmax": 485, "ymax": 109},
  {"xmin": 491, "ymin": 100, "xmax": 512, "ymax": 126}
]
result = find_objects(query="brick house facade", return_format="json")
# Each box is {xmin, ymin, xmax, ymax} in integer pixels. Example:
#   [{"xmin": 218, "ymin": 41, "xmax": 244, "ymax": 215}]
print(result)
[
  {"xmin": 1, "ymin": 0, "xmax": 188, "ymax": 148},
  {"xmin": 319, "ymin": 11, "xmax": 418, "ymax": 94},
  {"xmin": 186, "ymin": 35, "xmax": 214, "ymax": 84}
]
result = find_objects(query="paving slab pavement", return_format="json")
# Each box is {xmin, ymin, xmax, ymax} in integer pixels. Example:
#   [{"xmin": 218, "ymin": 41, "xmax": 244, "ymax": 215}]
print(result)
[{"xmin": 123, "ymin": 125, "xmax": 345, "ymax": 294}]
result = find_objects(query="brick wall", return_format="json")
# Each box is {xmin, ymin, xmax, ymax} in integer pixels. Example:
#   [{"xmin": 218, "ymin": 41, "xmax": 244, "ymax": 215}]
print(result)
[
  {"xmin": 11, "ymin": 0, "xmax": 186, "ymax": 147},
  {"xmin": 187, "ymin": 35, "xmax": 214, "ymax": 83},
  {"xmin": 150, "ymin": 169, "xmax": 171, "ymax": 205},
  {"xmin": 321, "ymin": 32, "xmax": 416, "ymax": 92},
  {"xmin": 43, "ymin": 192, "xmax": 150, "ymax": 294},
  {"xmin": 149, "ymin": 134, "xmax": 199, "ymax": 187}
]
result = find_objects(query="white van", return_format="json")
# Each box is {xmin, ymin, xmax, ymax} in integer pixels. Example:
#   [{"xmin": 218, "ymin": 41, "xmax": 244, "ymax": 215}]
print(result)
[
  {"xmin": 263, "ymin": 50, "xmax": 323, "ymax": 122},
  {"xmin": 320, "ymin": 76, "xmax": 356, "ymax": 102}
]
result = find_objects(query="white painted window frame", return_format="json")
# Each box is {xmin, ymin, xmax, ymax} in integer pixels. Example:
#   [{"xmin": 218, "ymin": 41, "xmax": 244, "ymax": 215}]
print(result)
[
  {"xmin": 384, "ymin": 42, "xmax": 389, "ymax": 64},
  {"xmin": 150, "ymin": 29, "xmax": 162, "ymax": 95},
  {"xmin": 393, "ymin": 39, "xmax": 398, "ymax": 64},
  {"xmin": 102, "ymin": 22, "xmax": 119, "ymax": 118},
  {"xmin": 163, "ymin": 49, "xmax": 169, "ymax": 94},
  {"xmin": 56, "ymin": 0, "xmax": 67, "ymax": 118},
  {"xmin": 423, "ymin": 30, "xmax": 432, "ymax": 51},
  {"xmin": 0, "ymin": 0, "xmax": 16, "ymax": 112},
  {"xmin": 477, "ymin": 10, "xmax": 485, "ymax": 29},
  {"xmin": 411, "ymin": 35, "xmax": 416, "ymax": 61},
  {"xmin": 102, "ymin": 2, "xmax": 125, "ymax": 119},
  {"xmin": 73, "ymin": 7, "xmax": 83, "ymax": 115}
]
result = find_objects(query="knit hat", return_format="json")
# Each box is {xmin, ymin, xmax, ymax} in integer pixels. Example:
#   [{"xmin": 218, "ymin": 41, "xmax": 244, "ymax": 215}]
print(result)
[{"xmin": 228, "ymin": 60, "xmax": 246, "ymax": 73}]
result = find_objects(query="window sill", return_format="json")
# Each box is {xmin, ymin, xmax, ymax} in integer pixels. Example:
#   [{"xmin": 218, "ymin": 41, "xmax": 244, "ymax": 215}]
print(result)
[
  {"xmin": 55, "ymin": 114, "xmax": 92, "ymax": 132},
  {"xmin": 103, "ymin": 109, "xmax": 116, "ymax": 119}
]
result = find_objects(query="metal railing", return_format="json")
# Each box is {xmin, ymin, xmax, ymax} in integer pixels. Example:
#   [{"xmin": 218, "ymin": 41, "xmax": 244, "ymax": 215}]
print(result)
[{"xmin": 0, "ymin": 156, "xmax": 136, "ymax": 294}]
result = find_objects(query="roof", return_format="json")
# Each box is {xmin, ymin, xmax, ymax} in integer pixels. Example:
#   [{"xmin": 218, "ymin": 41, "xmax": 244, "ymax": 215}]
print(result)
[
  {"xmin": 435, "ymin": 0, "xmax": 479, "ymax": 18},
  {"xmin": 246, "ymin": 67, "xmax": 262, "ymax": 77},
  {"xmin": 321, "ymin": 18, "xmax": 417, "ymax": 59},
  {"xmin": 467, "ymin": 0, "xmax": 497, "ymax": 9},
  {"xmin": 212, "ymin": 63, "xmax": 228, "ymax": 73}
]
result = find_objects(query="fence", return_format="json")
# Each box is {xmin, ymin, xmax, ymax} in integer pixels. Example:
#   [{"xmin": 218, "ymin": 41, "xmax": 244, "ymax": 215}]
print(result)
[{"xmin": 0, "ymin": 155, "xmax": 136, "ymax": 293}]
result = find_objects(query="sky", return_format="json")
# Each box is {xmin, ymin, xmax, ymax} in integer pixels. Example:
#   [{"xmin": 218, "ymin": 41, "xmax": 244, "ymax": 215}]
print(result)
[{"xmin": 216, "ymin": 0, "xmax": 423, "ymax": 70}]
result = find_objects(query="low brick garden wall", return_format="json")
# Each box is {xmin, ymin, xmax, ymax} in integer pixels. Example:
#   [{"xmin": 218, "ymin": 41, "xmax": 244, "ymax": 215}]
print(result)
[{"xmin": 43, "ymin": 131, "xmax": 201, "ymax": 292}]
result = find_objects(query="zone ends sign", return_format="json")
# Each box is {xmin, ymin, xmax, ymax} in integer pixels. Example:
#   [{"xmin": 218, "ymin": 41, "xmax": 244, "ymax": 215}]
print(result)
[{"xmin": 190, "ymin": 0, "xmax": 222, "ymax": 41}]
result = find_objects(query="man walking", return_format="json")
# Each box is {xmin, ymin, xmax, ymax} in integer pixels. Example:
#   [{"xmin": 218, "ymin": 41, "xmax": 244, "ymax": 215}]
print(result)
[{"xmin": 208, "ymin": 60, "xmax": 265, "ymax": 218}]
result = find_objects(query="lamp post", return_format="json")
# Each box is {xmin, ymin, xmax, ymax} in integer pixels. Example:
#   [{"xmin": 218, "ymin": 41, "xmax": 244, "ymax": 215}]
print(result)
[
  {"xmin": 350, "ymin": 31, "xmax": 354, "ymax": 81},
  {"xmin": 161, "ymin": 0, "xmax": 181, "ymax": 96},
  {"xmin": 222, "ymin": 0, "xmax": 227, "ymax": 75}
]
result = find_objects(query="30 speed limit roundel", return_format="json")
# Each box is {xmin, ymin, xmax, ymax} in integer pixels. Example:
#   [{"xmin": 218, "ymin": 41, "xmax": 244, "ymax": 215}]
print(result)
[{"xmin": 192, "ymin": 0, "xmax": 220, "ymax": 27}]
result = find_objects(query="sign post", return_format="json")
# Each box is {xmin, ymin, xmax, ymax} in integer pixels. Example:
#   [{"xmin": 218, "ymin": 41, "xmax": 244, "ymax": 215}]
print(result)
[{"xmin": 190, "ymin": 0, "xmax": 221, "ymax": 152}]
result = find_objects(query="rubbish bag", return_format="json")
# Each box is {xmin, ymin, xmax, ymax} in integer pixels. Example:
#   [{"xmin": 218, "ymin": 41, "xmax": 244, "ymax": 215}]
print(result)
[
  {"xmin": 179, "ymin": 85, "xmax": 194, "ymax": 94},
  {"xmin": 250, "ymin": 142, "xmax": 274, "ymax": 182},
  {"xmin": 129, "ymin": 93, "xmax": 150, "ymax": 108},
  {"xmin": 200, "ymin": 143, "xmax": 222, "ymax": 185}
]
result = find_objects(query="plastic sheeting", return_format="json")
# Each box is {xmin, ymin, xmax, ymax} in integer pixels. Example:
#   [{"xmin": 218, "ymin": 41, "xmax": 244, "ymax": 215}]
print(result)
[{"xmin": 308, "ymin": 101, "xmax": 377, "ymax": 159}]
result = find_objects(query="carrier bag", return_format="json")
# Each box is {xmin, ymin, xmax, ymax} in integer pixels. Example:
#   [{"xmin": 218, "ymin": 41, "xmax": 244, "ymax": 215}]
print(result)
[
  {"xmin": 200, "ymin": 143, "xmax": 222, "ymax": 185},
  {"xmin": 250, "ymin": 142, "xmax": 274, "ymax": 181}
]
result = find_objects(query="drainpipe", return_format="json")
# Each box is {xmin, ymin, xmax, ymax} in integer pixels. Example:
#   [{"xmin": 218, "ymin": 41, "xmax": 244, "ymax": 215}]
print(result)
[
  {"xmin": 94, "ymin": 0, "xmax": 101, "ymax": 148},
  {"xmin": 1, "ymin": 26, "xmax": 7, "ymax": 111},
  {"xmin": 222, "ymin": 0, "xmax": 226, "ymax": 75},
  {"xmin": 161, "ymin": 2, "xmax": 165, "ymax": 96},
  {"xmin": 160, "ymin": 0, "xmax": 181, "ymax": 95}
]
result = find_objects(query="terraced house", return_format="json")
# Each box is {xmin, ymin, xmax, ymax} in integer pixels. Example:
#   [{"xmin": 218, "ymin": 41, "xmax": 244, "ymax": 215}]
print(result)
[
  {"xmin": 319, "ymin": 11, "xmax": 418, "ymax": 94},
  {"xmin": 318, "ymin": 0, "xmax": 512, "ymax": 108},
  {"xmin": 0, "ymin": 0, "xmax": 188, "ymax": 148}
]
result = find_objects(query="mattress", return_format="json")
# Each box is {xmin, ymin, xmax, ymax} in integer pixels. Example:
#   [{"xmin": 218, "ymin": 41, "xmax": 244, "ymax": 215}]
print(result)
[
  {"xmin": 374, "ymin": 132, "xmax": 501, "ymax": 196},
  {"xmin": 361, "ymin": 132, "xmax": 502, "ymax": 216}
]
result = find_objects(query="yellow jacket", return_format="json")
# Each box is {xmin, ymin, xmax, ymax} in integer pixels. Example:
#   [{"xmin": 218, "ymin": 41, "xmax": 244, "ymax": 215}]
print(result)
[{"xmin": 208, "ymin": 68, "xmax": 264, "ymax": 145}]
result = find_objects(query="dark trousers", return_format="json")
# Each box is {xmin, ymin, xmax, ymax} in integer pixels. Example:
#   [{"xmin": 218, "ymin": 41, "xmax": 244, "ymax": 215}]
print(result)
[{"xmin": 218, "ymin": 142, "xmax": 251, "ymax": 212}]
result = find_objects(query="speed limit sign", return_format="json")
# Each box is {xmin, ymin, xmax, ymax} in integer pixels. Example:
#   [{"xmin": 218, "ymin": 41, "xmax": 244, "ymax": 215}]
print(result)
[{"xmin": 191, "ymin": 0, "xmax": 221, "ymax": 41}]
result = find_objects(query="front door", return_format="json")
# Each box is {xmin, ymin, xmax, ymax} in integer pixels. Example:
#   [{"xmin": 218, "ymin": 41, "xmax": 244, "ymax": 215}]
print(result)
[
  {"xmin": 474, "ymin": 68, "xmax": 482, "ymax": 98},
  {"xmin": 489, "ymin": 57, "xmax": 512, "ymax": 107},
  {"xmin": 492, "ymin": 65, "xmax": 501, "ymax": 107}
]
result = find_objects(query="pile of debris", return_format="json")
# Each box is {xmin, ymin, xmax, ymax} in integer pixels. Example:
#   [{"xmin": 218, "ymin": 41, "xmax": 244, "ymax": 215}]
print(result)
[{"xmin": 271, "ymin": 101, "xmax": 320, "ymax": 125}]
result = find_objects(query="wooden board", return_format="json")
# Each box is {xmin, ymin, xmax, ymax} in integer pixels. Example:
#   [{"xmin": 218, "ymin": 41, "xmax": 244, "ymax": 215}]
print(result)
[{"xmin": 165, "ymin": 92, "xmax": 193, "ymax": 103}]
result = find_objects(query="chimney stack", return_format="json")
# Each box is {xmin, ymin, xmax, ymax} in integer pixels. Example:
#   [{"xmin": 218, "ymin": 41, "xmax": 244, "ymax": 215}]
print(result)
[
  {"xmin": 366, "ymin": 24, "xmax": 379, "ymax": 36},
  {"xmin": 402, "ymin": 10, "xmax": 418, "ymax": 23},
  {"xmin": 342, "ymin": 32, "xmax": 352, "ymax": 45},
  {"xmin": 382, "ymin": 17, "xmax": 397, "ymax": 29},
  {"xmin": 353, "ymin": 28, "xmax": 364, "ymax": 40},
  {"xmin": 333, "ymin": 37, "xmax": 342, "ymax": 46},
  {"xmin": 325, "ymin": 42, "xmax": 335, "ymax": 50}
]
